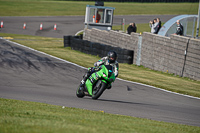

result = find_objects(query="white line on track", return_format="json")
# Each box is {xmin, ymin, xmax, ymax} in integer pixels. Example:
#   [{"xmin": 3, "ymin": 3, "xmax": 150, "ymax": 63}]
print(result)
[{"xmin": 2, "ymin": 38, "xmax": 200, "ymax": 100}]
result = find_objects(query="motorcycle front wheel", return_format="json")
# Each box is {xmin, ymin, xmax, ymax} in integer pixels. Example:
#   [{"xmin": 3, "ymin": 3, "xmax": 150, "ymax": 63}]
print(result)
[
  {"xmin": 76, "ymin": 85, "xmax": 85, "ymax": 98},
  {"xmin": 92, "ymin": 80, "xmax": 106, "ymax": 100}
]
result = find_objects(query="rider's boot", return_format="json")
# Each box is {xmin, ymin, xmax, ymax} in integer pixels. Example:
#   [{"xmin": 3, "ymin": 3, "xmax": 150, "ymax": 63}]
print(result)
[
  {"xmin": 80, "ymin": 72, "xmax": 90, "ymax": 87},
  {"xmin": 80, "ymin": 67, "xmax": 94, "ymax": 87}
]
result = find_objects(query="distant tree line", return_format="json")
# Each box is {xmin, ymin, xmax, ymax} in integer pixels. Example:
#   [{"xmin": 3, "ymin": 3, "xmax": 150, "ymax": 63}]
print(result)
[{"xmin": 63, "ymin": 0, "xmax": 198, "ymax": 2}]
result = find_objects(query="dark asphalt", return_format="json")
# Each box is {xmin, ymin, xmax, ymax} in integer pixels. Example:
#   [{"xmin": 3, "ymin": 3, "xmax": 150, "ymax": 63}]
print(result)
[
  {"xmin": 0, "ymin": 39, "xmax": 200, "ymax": 127},
  {"xmin": 0, "ymin": 15, "xmax": 177, "ymax": 38}
]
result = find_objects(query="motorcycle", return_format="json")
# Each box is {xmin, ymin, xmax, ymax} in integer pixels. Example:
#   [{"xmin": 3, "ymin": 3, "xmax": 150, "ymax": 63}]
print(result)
[{"xmin": 76, "ymin": 65, "xmax": 116, "ymax": 100}]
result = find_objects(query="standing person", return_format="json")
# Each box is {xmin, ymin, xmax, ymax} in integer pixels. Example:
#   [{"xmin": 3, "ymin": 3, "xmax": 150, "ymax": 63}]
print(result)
[
  {"xmin": 127, "ymin": 23, "xmax": 133, "ymax": 34},
  {"xmin": 149, "ymin": 19, "xmax": 158, "ymax": 34},
  {"xmin": 93, "ymin": 11, "xmax": 101, "ymax": 23},
  {"xmin": 127, "ymin": 23, "xmax": 137, "ymax": 35},
  {"xmin": 174, "ymin": 20, "xmax": 183, "ymax": 36},
  {"xmin": 80, "ymin": 51, "xmax": 119, "ymax": 89},
  {"xmin": 155, "ymin": 18, "xmax": 161, "ymax": 34}
]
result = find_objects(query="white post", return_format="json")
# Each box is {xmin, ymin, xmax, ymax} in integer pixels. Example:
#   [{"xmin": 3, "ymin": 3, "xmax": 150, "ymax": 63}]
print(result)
[
  {"xmin": 196, "ymin": 0, "xmax": 200, "ymax": 38},
  {"xmin": 192, "ymin": 18, "xmax": 196, "ymax": 38},
  {"xmin": 123, "ymin": 18, "xmax": 125, "ymax": 32}
]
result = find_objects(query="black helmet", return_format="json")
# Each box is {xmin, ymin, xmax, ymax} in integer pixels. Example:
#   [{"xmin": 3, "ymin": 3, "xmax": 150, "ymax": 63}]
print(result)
[{"xmin": 107, "ymin": 51, "xmax": 117, "ymax": 63}]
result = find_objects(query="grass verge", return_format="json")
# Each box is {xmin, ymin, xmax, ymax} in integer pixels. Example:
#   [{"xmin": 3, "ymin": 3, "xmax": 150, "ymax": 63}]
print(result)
[
  {"xmin": 0, "ymin": 33, "xmax": 200, "ymax": 98},
  {"xmin": 1, "ymin": 98, "xmax": 200, "ymax": 133},
  {"xmin": 0, "ymin": 0, "xmax": 198, "ymax": 16}
]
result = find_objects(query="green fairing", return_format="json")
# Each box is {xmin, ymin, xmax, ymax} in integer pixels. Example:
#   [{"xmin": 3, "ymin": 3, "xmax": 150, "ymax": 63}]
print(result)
[
  {"xmin": 85, "ymin": 65, "xmax": 115, "ymax": 96},
  {"xmin": 85, "ymin": 80, "xmax": 93, "ymax": 95}
]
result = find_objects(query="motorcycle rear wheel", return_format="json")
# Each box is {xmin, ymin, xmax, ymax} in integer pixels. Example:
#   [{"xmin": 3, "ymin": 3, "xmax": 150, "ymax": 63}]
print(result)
[{"xmin": 92, "ymin": 80, "xmax": 106, "ymax": 100}]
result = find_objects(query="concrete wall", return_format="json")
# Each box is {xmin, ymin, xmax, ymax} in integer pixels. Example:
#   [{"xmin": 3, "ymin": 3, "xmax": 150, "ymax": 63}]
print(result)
[
  {"xmin": 84, "ymin": 28, "xmax": 138, "ymax": 50},
  {"xmin": 82, "ymin": 28, "xmax": 200, "ymax": 80},
  {"xmin": 140, "ymin": 32, "xmax": 188, "ymax": 76},
  {"xmin": 84, "ymin": 28, "xmax": 139, "ymax": 63},
  {"xmin": 183, "ymin": 38, "xmax": 200, "ymax": 80}
]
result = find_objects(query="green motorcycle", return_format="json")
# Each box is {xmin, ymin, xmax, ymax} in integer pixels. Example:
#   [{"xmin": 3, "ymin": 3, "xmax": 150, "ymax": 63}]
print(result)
[{"xmin": 76, "ymin": 65, "xmax": 116, "ymax": 100}]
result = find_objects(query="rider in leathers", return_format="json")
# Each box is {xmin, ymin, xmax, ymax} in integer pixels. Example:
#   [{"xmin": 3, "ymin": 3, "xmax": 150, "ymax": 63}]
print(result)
[{"xmin": 80, "ymin": 51, "xmax": 119, "ymax": 89}]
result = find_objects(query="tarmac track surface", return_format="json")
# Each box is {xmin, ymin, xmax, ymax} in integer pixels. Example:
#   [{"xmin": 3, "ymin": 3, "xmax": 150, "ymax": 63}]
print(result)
[
  {"xmin": 0, "ymin": 39, "xmax": 200, "ymax": 127},
  {"xmin": 0, "ymin": 15, "xmax": 177, "ymax": 38}
]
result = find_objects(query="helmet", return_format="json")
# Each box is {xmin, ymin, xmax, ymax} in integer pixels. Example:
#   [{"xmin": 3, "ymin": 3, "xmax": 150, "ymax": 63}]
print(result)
[{"xmin": 107, "ymin": 51, "xmax": 117, "ymax": 63}]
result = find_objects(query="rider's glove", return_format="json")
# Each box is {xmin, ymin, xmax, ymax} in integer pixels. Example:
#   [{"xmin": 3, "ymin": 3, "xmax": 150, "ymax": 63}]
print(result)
[
  {"xmin": 109, "ymin": 78, "xmax": 114, "ymax": 82},
  {"xmin": 107, "ymin": 84, "xmax": 112, "ymax": 89},
  {"xmin": 88, "ymin": 67, "xmax": 95, "ymax": 73}
]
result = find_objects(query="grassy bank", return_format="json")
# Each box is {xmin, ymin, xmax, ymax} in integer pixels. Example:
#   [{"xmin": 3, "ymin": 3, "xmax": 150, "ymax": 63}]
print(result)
[
  {"xmin": 1, "ymin": 98, "xmax": 200, "ymax": 133},
  {"xmin": 1, "ymin": 33, "xmax": 200, "ymax": 98},
  {"xmin": 0, "ymin": 0, "xmax": 198, "ymax": 16}
]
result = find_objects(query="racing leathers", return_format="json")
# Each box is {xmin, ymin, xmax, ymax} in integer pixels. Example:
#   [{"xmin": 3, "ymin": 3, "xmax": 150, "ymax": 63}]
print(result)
[
  {"xmin": 80, "ymin": 56, "xmax": 119, "ymax": 88},
  {"xmin": 94, "ymin": 56, "xmax": 119, "ymax": 77}
]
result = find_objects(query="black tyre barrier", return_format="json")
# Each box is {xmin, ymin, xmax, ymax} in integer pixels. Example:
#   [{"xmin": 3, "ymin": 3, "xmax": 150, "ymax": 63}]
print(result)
[
  {"xmin": 105, "ymin": 45, "xmax": 112, "ymax": 51},
  {"xmin": 123, "ymin": 49, "xmax": 134, "ymax": 55},
  {"xmin": 63, "ymin": 36, "xmax": 134, "ymax": 64},
  {"xmin": 74, "ymin": 35, "xmax": 83, "ymax": 39},
  {"xmin": 83, "ymin": 40, "xmax": 91, "ymax": 48},
  {"xmin": 63, "ymin": 36, "xmax": 72, "ymax": 47}
]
